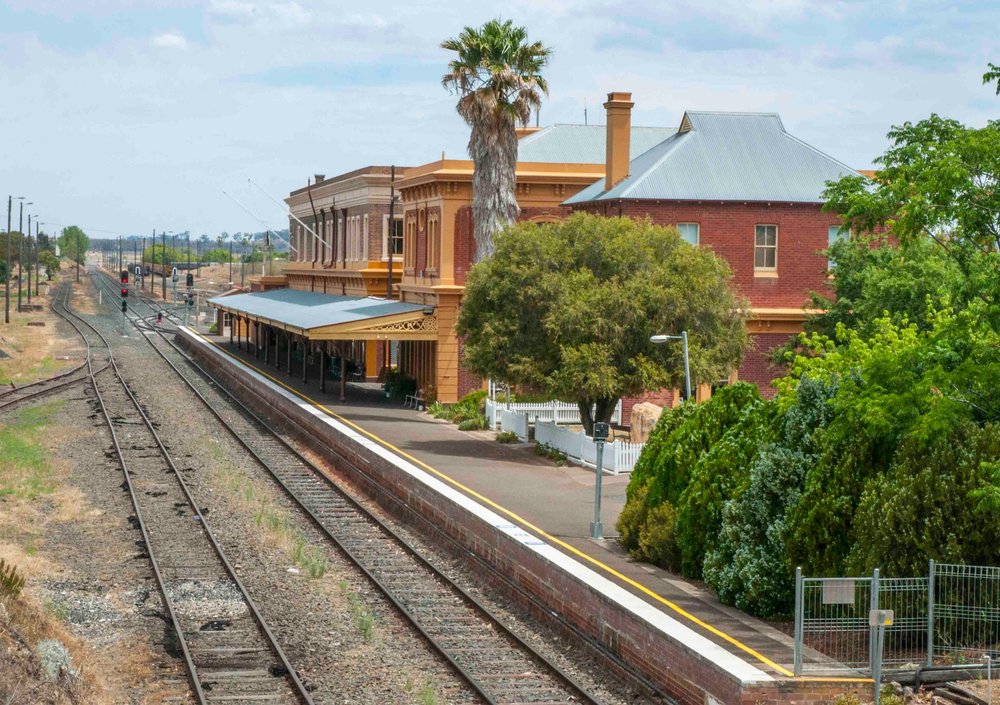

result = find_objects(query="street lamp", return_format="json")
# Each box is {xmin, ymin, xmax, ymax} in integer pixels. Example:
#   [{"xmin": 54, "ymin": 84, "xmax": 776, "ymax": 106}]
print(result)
[
  {"xmin": 651, "ymin": 331, "xmax": 692, "ymax": 403},
  {"xmin": 5, "ymin": 196, "xmax": 24, "ymax": 323}
]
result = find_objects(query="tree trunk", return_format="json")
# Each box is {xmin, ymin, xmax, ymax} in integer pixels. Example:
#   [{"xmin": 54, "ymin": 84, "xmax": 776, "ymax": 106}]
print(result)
[
  {"xmin": 577, "ymin": 397, "xmax": 619, "ymax": 437},
  {"xmin": 469, "ymin": 117, "xmax": 519, "ymax": 262}
]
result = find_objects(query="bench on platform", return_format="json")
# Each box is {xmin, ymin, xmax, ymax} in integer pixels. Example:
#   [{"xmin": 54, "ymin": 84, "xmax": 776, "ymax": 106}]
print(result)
[{"xmin": 404, "ymin": 389, "xmax": 426, "ymax": 410}]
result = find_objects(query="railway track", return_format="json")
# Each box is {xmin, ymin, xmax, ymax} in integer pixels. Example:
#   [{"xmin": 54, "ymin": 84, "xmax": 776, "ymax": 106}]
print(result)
[
  {"xmin": 0, "ymin": 282, "xmax": 108, "ymax": 412},
  {"xmin": 93, "ymin": 269, "xmax": 671, "ymax": 705},
  {"xmin": 53, "ymin": 273, "xmax": 316, "ymax": 705}
]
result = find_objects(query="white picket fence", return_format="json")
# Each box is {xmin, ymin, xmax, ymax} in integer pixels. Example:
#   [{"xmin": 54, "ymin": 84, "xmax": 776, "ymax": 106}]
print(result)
[
  {"xmin": 497, "ymin": 408, "xmax": 529, "ymax": 441},
  {"xmin": 485, "ymin": 399, "xmax": 623, "ymax": 428},
  {"xmin": 534, "ymin": 421, "xmax": 642, "ymax": 475}
]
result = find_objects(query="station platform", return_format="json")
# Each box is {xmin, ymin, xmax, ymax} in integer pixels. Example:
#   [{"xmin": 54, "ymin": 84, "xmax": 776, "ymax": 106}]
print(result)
[{"xmin": 188, "ymin": 331, "xmax": 803, "ymax": 673}]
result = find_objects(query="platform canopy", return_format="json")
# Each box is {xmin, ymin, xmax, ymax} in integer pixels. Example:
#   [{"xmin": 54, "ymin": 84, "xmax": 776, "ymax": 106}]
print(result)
[{"xmin": 208, "ymin": 289, "xmax": 438, "ymax": 341}]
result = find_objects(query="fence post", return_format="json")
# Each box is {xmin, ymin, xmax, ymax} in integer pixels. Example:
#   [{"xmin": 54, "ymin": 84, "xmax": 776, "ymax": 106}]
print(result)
[
  {"xmin": 869, "ymin": 568, "xmax": 880, "ymax": 676},
  {"xmin": 794, "ymin": 566, "xmax": 804, "ymax": 676},
  {"xmin": 926, "ymin": 559, "xmax": 935, "ymax": 667}
]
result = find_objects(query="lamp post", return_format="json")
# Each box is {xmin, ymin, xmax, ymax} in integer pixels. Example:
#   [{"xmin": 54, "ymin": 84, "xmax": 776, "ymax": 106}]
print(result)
[
  {"xmin": 650, "ymin": 331, "xmax": 691, "ymax": 402},
  {"xmin": 590, "ymin": 421, "xmax": 610, "ymax": 539}
]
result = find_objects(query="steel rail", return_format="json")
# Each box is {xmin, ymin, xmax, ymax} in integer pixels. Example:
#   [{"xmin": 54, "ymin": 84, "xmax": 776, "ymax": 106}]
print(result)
[
  {"xmin": 53, "ymin": 271, "xmax": 316, "ymax": 705},
  {"xmin": 93, "ymin": 269, "xmax": 665, "ymax": 705},
  {"xmin": 1, "ymin": 282, "xmax": 111, "ymax": 412}
]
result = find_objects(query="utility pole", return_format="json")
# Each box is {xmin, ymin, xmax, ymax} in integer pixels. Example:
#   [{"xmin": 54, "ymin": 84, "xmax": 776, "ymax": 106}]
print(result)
[
  {"xmin": 33, "ymin": 221, "xmax": 40, "ymax": 296},
  {"xmin": 26, "ymin": 213, "xmax": 32, "ymax": 304},
  {"xmin": 228, "ymin": 239, "xmax": 233, "ymax": 285},
  {"xmin": 161, "ymin": 230, "xmax": 166, "ymax": 300},
  {"xmin": 17, "ymin": 201, "xmax": 31, "ymax": 312},
  {"xmin": 5, "ymin": 196, "xmax": 15, "ymax": 324}
]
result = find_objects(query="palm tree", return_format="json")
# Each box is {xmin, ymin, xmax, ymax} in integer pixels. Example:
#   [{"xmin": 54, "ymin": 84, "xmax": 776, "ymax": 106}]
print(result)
[{"xmin": 442, "ymin": 19, "xmax": 551, "ymax": 262}]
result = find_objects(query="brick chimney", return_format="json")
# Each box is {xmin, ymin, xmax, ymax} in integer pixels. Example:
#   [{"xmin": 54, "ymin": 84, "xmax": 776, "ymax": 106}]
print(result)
[{"xmin": 604, "ymin": 91, "xmax": 634, "ymax": 190}]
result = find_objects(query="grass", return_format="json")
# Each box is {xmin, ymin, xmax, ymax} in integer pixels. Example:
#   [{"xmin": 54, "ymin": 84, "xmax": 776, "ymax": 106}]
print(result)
[{"xmin": 0, "ymin": 401, "xmax": 63, "ymax": 499}]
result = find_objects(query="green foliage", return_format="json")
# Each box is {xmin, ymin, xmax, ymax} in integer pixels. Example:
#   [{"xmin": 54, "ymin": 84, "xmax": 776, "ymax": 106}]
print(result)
[
  {"xmin": 201, "ymin": 247, "xmax": 231, "ymax": 263},
  {"xmin": 806, "ymin": 235, "xmax": 970, "ymax": 339},
  {"xmin": 534, "ymin": 442, "xmax": 567, "ymax": 465},
  {"xmin": 674, "ymin": 396, "xmax": 775, "ymax": 577},
  {"xmin": 848, "ymin": 422, "xmax": 1000, "ymax": 576},
  {"xmin": 38, "ymin": 250, "xmax": 60, "ymax": 280},
  {"xmin": 617, "ymin": 384, "xmax": 761, "ymax": 572},
  {"xmin": 0, "ymin": 558, "xmax": 25, "ymax": 600},
  {"xmin": 457, "ymin": 417, "xmax": 487, "ymax": 431},
  {"xmin": 631, "ymin": 384, "xmax": 761, "ymax": 508},
  {"xmin": 495, "ymin": 431, "xmax": 519, "ymax": 443},
  {"xmin": 383, "ymin": 368, "xmax": 417, "ymax": 401},
  {"xmin": 458, "ymin": 213, "xmax": 748, "ymax": 435},
  {"xmin": 57, "ymin": 226, "xmax": 89, "ymax": 265},
  {"xmin": 703, "ymin": 378, "xmax": 837, "ymax": 617}
]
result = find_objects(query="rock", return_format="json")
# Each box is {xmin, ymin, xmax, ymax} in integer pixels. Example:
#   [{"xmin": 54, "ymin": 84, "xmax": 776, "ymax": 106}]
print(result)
[
  {"xmin": 629, "ymin": 402, "xmax": 663, "ymax": 443},
  {"xmin": 35, "ymin": 639, "xmax": 77, "ymax": 681}
]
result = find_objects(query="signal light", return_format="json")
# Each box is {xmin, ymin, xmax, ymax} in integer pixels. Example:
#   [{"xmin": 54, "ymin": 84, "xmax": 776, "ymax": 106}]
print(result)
[
  {"xmin": 121, "ymin": 287, "xmax": 128, "ymax": 298},
  {"xmin": 121, "ymin": 300, "xmax": 127, "ymax": 313},
  {"xmin": 186, "ymin": 272, "xmax": 194, "ymax": 287},
  {"xmin": 120, "ymin": 270, "xmax": 129, "ymax": 284}
]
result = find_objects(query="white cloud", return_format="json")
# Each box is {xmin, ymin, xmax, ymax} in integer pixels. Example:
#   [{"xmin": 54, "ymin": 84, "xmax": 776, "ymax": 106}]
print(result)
[{"xmin": 151, "ymin": 32, "xmax": 187, "ymax": 49}]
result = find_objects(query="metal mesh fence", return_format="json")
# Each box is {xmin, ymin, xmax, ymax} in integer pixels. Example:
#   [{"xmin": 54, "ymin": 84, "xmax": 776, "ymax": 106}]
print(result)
[
  {"xmin": 933, "ymin": 562, "xmax": 1000, "ymax": 665},
  {"xmin": 795, "ymin": 572, "xmax": 873, "ymax": 673},
  {"xmin": 795, "ymin": 563, "xmax": 998, "ymax": 676}
]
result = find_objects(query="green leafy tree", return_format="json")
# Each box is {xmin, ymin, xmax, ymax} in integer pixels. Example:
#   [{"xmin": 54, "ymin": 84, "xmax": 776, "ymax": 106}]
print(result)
[
  {"xmin": 57, "ymin": 226, "xmax": 90, "ymax": 265},
  {"xmin": 201, "ymin": 247, "xmax": 231, "ymax": 263},
  {"xmin": 822, "ymin": 112, "xmax": 1000, "ymax": 308},
  {"xmin": 38, "ymin": 250, "xmax": 60, "ymax": 280},
  {"xmin": 457, "ymin": 213, "xmax": 749, "ymax": 434},
  {"xmin": 806, "ymin": 235, "xmax": 969, "ymax": 338},
  {"xmin": 442, "ymin": 19, "xmax": 551, "ymax": 261}
]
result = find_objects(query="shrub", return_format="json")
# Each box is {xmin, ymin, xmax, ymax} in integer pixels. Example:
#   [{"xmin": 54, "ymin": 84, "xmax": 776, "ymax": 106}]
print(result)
[
  {"xmin": 209, "ymin": 323, "xmax": 218, "ymax": 334},
  {"xmin": 496, "ymin": 431, "xmax": 519, "ymax": 443},
  {"xmin": 0, "ymin": 558, "xmax": 25, "ymax": 600},
  {"xmin": 534, "ymin": 442, "xmax": 567, "ymax": 466},
  {"xmin": 457, "ymin": 417, "xmax": 486, "ymax": 431}
]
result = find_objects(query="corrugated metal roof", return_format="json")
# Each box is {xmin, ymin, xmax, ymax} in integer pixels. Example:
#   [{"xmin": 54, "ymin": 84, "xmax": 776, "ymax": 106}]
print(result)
[
  {"xmin": 517, "ymin": 124, "xmax": 676, "ymax": 164},
  {"xmin": 564, "ymin": 111, "xmax": 858, "ymax": 204},
  {"xmin": 207, "ymin": 289, "xmax": 427, "ymax": 330}
]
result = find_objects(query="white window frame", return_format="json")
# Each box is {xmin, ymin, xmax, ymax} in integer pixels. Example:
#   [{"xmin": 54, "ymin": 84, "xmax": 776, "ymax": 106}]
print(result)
[
  {"xmin": 676, "ymin": 222, "xmax": 700, "ymax": 246},
  {"xmin": 754, "ymin": 224, "xmax": 778, "ymax": 271},
  {"xmin": 362, "ymin": 214, "xmax": 369, "ymax": 261},
  {"xmin": 382, "ymin": 214, "xmax": 403, "ymax": 260},
  {"xmin": 828, "ymin": 224, "xmax": 849, "ymax": 268}
]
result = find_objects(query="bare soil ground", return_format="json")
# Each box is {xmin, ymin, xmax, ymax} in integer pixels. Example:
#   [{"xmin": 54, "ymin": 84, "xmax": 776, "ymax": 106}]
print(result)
[{"xmin": 0, "ymin": 280, "xmax": 84, "ymax": 387}]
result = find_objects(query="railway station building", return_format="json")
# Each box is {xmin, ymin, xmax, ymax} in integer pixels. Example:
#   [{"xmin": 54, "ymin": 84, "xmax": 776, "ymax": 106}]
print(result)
[{"xmin": 210, "ymin": 92, "xmax": 856, "ymax": 406}]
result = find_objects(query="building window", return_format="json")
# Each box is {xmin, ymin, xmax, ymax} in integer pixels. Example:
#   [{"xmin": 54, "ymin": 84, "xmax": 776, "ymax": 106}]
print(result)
[
  {"xmin": 677, "ymin": 223, "xmax": 699, "ymax": 245},
  {"xmin": 754, "ymin": 224, "xmax": 777, "ymax": 270},
  {"xmin": 404, "ymin": 216, "xmax": 417, "ymax": 269},
  {"xmin": 362, "ymin": 214, "xmax": 369, "ymax": 261},
  {"xmin": 427, "ymin": 215, "xmax": 440, "ymax": 272},
  {"xmin": 337, "ymin": 218, "xmax": 344, "ymax": 263},
  {"xmin": 828, "ymin": 224, "xmax": 849, "ymax": 268},
  {"xmin": 383, "ymin": 215, "xmax": 403, "ymax": 259}
]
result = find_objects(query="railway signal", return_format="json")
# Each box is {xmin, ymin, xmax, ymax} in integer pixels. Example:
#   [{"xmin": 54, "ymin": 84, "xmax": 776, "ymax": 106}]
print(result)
[
  {"xmin": 120, "ymin": 270, "xmax": 129, "ymax": 335},
  {"xmin": 186, "ymin": 272, "xmax": 194, "ymax": 287}
]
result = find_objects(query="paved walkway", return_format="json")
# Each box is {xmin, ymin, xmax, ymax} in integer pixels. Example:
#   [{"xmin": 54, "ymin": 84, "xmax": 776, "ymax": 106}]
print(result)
[{"xmin": 201, "ymin": 334, "xmax": 800, "ymax": 678}]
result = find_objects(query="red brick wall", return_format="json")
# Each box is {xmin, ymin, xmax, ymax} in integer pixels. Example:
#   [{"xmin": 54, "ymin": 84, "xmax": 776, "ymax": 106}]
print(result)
[
  {"xmin": 739, "ymin": 333, "xmax": 792, "ymax": 399},
  {"xmin": 454, "ymin": 204, "xmax": 574, "ymax": 285},
  {"xmin": 575, "ymin": 200, "xmax": 840, "ymax": 309}
]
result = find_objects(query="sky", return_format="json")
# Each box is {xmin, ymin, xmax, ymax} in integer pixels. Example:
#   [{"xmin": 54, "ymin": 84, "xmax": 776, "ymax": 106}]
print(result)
[{"xmin": 1, "ymin": 0, "xmax": 998, "ymax": 239}]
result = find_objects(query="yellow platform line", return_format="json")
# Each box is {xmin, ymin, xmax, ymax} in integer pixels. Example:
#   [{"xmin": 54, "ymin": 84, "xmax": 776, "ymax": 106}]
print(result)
[{"xmin": 195, "ymin": 332, "xmax": 874, "ymax": 683}]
